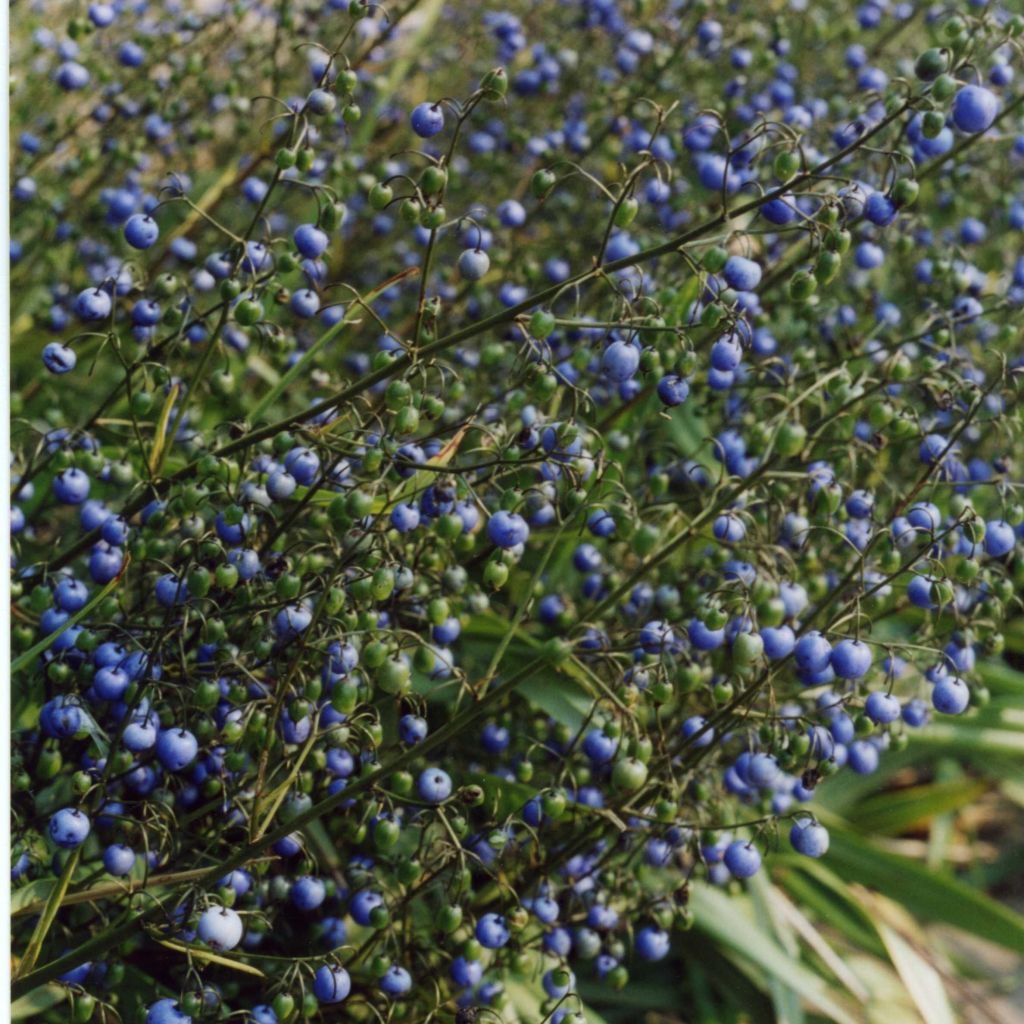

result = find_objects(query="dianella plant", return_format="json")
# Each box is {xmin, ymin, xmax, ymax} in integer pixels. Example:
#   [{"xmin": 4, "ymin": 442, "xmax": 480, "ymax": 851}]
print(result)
[{"xmin": 8, "ymin": 1, "xmax": 1024, "ymax": 1023}]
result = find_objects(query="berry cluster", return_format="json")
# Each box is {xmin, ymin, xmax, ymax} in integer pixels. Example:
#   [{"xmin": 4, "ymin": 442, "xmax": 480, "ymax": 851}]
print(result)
[{"xmin": 9, "ymin": 0, "xmax": 1024, "ymax": 1022}]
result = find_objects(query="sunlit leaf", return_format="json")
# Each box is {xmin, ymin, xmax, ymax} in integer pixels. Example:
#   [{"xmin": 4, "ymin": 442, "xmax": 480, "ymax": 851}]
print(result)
[
  {"xmin": 11, "ymin": 983, "xmax": 65, "ymax": 1020},
  {"xmin": 690, "ymin": 883, "xmax": 860, "ymax": 1024},
  {"xmin": 816, "ymin": 825, "xmax": 1024, "ymax": 953}
]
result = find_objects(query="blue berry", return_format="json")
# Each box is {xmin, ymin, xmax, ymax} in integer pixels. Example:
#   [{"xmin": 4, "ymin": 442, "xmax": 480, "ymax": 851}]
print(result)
[
  {"xmin": 789, "ymin": 819, "xmax": 829, "ymax": 857},
  {"xmin": 487, "ymin": 510, "xmax": 529, "ymax": 548},
  {"xmin": 56, "ymin": 61, "xmax": 90, "ymax": 90},
  {"xmin": 52, "ymin": 468, "xmax": 91, "ymax": 505},
  {"xmin": 689, "ymin": 617, "xmax": 725, "ymax": 651},
  {"xmin": 290, "ymin": 289, "xmax": 320, "ymax": 318},
  {"xmin": 291, "ymin": 876, "xmax": 327, "ymax": 911},
  {"xmin": 49, "ymin": 807, "xmax": 91, "ymax": 848},
  {"xmin": 198, "ymin": 906, "xmax": 244, "ymax": 950},
  {"xmin": 583, "ymin": 728, "xmax": 618, "ymax": 764},
  {"xmin": 656, "ymin": 374, "xmax": 690, "ymax": 406},
  {"xmin": 399, "ymin": 714, "xmax": 428, "ymax": 745},
  {"xmin": 350, "ymin": 889, "xmax": 383, "ymax": 925},
  {"xmin": 146, "ymin": 1000, "xmax": 191, "ymax": 1024},
  {"xmin": 723, "ymin": 255, "xmax": 762, "ymax": 291},
  {"xmin": 390, "ymin": 501, "xmax": 421, "ymax": 532},
  {"xmin": 830, "ymin": 638, "xmax": 872, "ymax": 679},
  {"xmin": 497, "ymin": 199, "xmax": 526, "ymax": 227},
  {"xmin": 794, "ymin": 631, "xmax": 832, "ymax": 673},
  {"xmin": 103, "ymin": 843, "xmax": 136, "ymax": 876},
  {"xmin": 155, "ymin": 728, "xmax": 198, "ymax": 771},
  {"xmin": 902, "ymin": 698, "xmax": 930, "ymax": 728},
  {"xmin": 984, "ymin": 519, "xmax": 1015, "ymax": 558},
  {"xmin": 723, "ymin": 839, "xmax": 761, "ymax": 878},
  {"xmin": 411, "ymin": 102, "xmax": 445, "ymax": 138},
  {"xmin": 294, "ymin": 223, "xmax": 329, "ymax": 258},
  {"xmin": 952, "ymin": 85, "xmax": 999, "ymax": 134},
  {"xmin": 601, "ymin": 340, "xmax": 640, "ymax": 382},
  {"xmin": 761, "ymin": 625, "xmax": 795, "ymax": 660},
  {"xmin": 379, "ymin": 965, "xmax": 412, "ymax": 997},
  {"xmin": 747, "ymin": 753, "xmax": 779, "ymax": 788},
  {"xmin": 932, "ymin": 675, "xmax": 970, "ymax": 715},
  {"xmin": 42, "ymin": 342, "xmax": 77, "ymax": 374},
  {"xmin": 313, "ymin": 965, "xmax": 351, "ymax": 1004},
  {"xmin": 864, "ymin": 691, "xmax": 901, "ymax": 724},
  {"xmin": 475, "ymin": 912, "xmax": 510, "ymax": 948},
  {"xmin": 450, "ymin": 956, "xmax": 482, "ymax": 987},
  {"xmin": 75, "ymin": 287, "xmax": 112, "ymax": 322},
  {"xmin": 124, "ymin": 214, "xmax": 160, "ymax": 249},
  {"xmin": 417, "ymin": 767, "xmax": 453, "ymax": 803},
  {"xmin": 458, "ymin": 248, "xmax": 490, "ymax": 280},
  {"xmin": 634, "ymin": 925, "xmax": 670, "ymax": 961}
]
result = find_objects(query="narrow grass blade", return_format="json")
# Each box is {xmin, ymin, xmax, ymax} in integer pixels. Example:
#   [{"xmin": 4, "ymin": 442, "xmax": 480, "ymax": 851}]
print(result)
[{"xmin": 690, "ymin": 883, "xmax": 859, "ymax": 1024}]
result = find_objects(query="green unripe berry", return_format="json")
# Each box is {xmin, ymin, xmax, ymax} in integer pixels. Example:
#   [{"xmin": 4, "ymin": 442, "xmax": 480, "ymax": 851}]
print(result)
[
  {"xmin": 611, "ymin": 757, "xmax": 648, "ymax": 792},
  {"xmin": 814, "ymin": 250, "xmax": 841, "ymax": 284},
  {"xmin": 438, "ymin": 904, "xmax": 463, "ymax": 933},
  {"xmin": 530, "ymin": 309, "xmax": 556, "ymax": 338},
  {"xmin": 931, "ymin": 73, "xmax": 956, "ymax": 101},
  {"xmin": 234, "ymin": 298, "xmax": 263, "ymax": 326},
  {"xmin": 377, "ymin": 657, "xmax": 411, "ymax": 695},
  {"xmin": 921, "ymin": 110, "xmax": 945, "ymax": 139},
  {"xmin": 789, "ymin": 270, "xmax": 817, "ymax": 301},
  {"xmin": 480, "ymin": 67, "xmax": 508, "ymax": 99},
  {"xmin": 892, "ymin": 178, "xmax": 919, "ymax": 207},
  {"xmin": 483, "ymin": 560, "xmax": 509, "ymax": 589},
  {"xmin": 775, "ymin": 420, "xmax": 807, "ymax": 456},
  {"xmin": 732, "ymin": 631, "xmax": 764, "ymax": 666},
  {"xmin": 774, "ymin": 151, "xmax": 801, "ymax": 180},
  {"xmin": 613, "ymin": 196, "xmax": 639, "ymax": 227},
  {"xmin": 701, "ymin": 246, "xmax": 728, "ymax": 273},
  {"xmin": 531, "ymin": 168, "xmax": 556, "ymax": 198},
  {"xmin": 369, "ymin": 182, "xmax": 393, "ymax": 210},
  {"xmin": 914, "ymin": 48, "xmax": 946, "ymax": 81},
  {"xmin": 420, "ymin": 165, "xmax": 447, "ymax": 194}
]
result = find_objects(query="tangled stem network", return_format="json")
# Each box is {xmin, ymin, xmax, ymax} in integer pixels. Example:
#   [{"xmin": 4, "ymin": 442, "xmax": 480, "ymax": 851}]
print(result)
[{"xmin": 8, "ymin": 0, "xmax": 1024, "ymax": 1021}]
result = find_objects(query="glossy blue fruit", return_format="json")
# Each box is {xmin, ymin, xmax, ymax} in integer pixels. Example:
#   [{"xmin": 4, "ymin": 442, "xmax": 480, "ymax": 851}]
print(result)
[
  {"xmin": 601, "ymin": 340, "xmax": 640, "ymax": 381},
  {"xmin": 952, "ymin": 85, "xmax": 999, "ymax": 134},
  {"xmin": 789, "ymin": 819, "xmax": 829, "ymax": 857},
  {"xmin": 294, "ymin": 223, "xmax": 329, "ymax": 258},
  {"xmin": 458, "ymin": 248, "xmax": 490, "ymax": 280},
  {"xmin": 723, "ymin": 839, "xmax": 761, "ymax": 878},
  {"xmin": 794, "ymin": 631, "xmax": 832, "ymax": 673},
  {"xmin": 723, "ymin": 255, "xmax": 762, "ymax": 291},
  {"xmin": 291, "ymin": 876, "xmax": 327, "ymax": 910},
  {"xmin": 124, "ymin": 214, "xmax": 159, "ymax": 249},
  {"xmin": 487, "ymin": 510, "xmax": 529, "ymax": 548},
  {"xmin": 630, "ymin": 929, "xmax": 671, "ymax": 958},
  {"xmin": 313, "ymin": 965, "xmax": 351, "ymax": 1003},
  {"xmin": 198, "ymin": 906, "xmax": 244, "ymax": 950},
  {"xmin": 52, "ymin": 468, "xmax": 91, "ymax": 504},
  {"xmin": 830, "ymin": 638, "xmax": 872, "ymax": 679},
  {"xmin": 932, "ymin": 675, "xmax": 970, "ymax": 715},
  {"xmin": 42, "ymin": 342, "xmax": 77, "ymax": 374},
  {"xmin": 145, "ymin": 999, "xmax": 191, "ymax": 1024},
  {"xmin": 49, "ymin": 807, "xmax": 91, "ymax": 848},
  {"xmin": 865, "ymin": 691, "xmax": 901, "ymax": 724},
  {"xmin": 411, "ymin": 102, "xmax": 444, "ymax": 138},
  {"xmin": 984, "ymin": 519, "xmax": 1015, "ymax": 558},
  {"xmin": 417, "ymin": 767, "xmax": 453, "ymax": 803},
  {"xmin": 155, "ymin": 728, "xmax": 198, "ymax": 771},
  {"xmin": 379, "ymin": 965, "xmax": 412, "ymax": 997},
  {"xmin": 103, "ymin": 843, "xmax": 136, "ymax": 876},
  {"xmin": 475, "ymin": 912, "xmax": 510, "ymax": 948}
]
